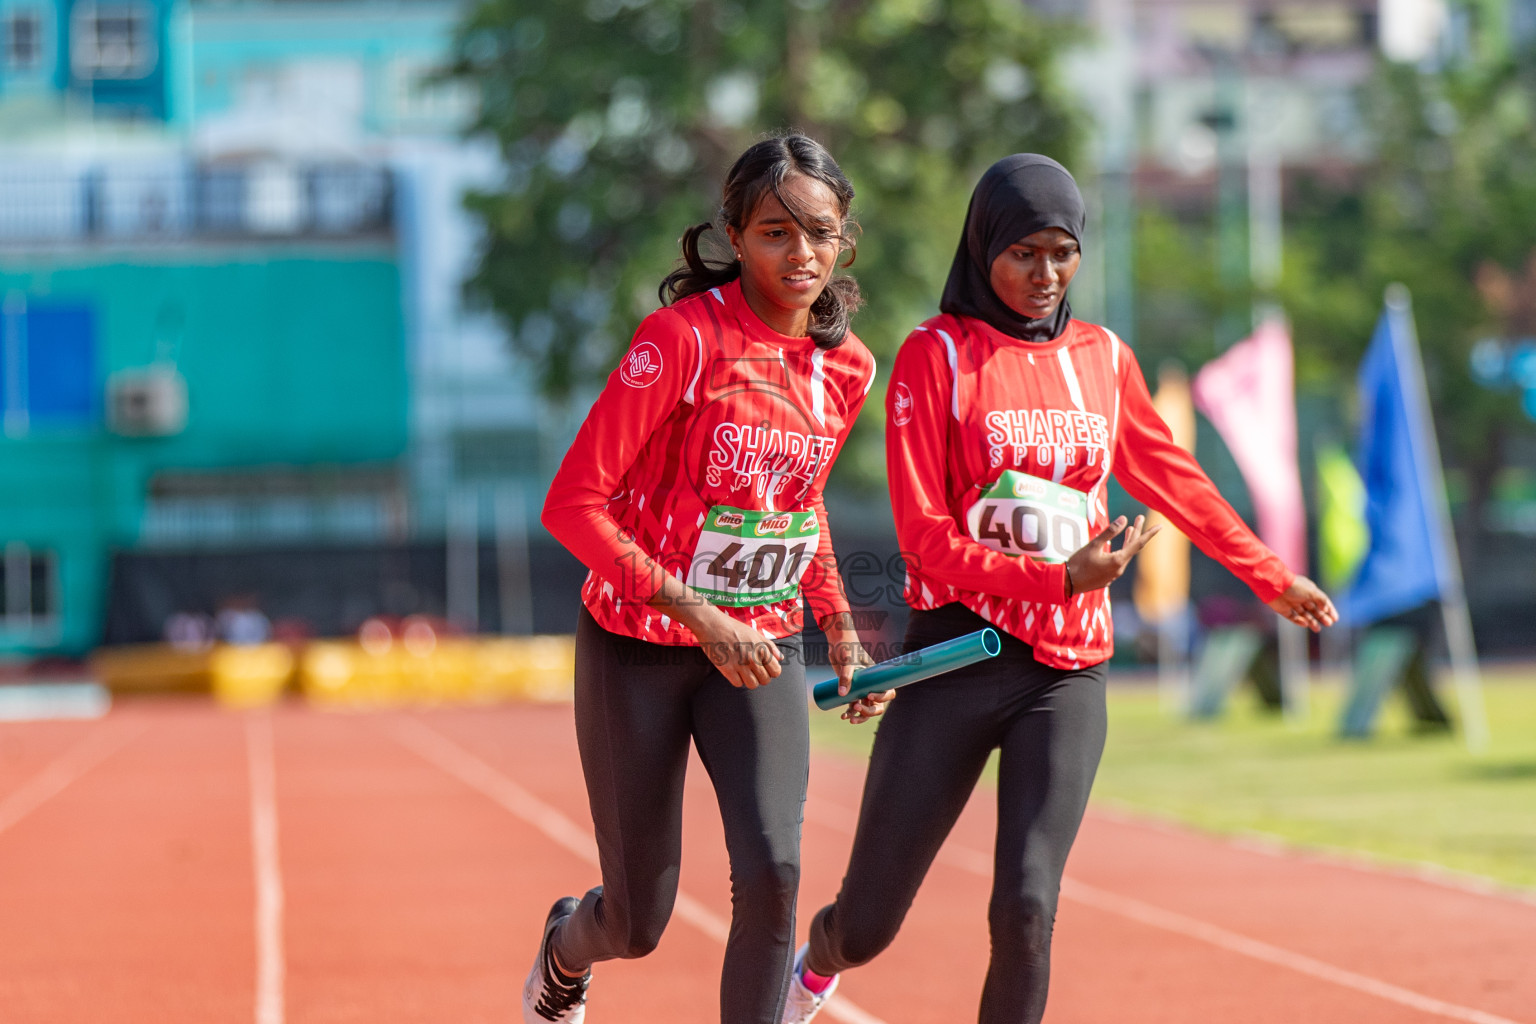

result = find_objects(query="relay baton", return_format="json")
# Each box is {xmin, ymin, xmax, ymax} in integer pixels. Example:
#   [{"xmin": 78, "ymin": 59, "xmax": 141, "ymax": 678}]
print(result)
[{"xmin": 812, "ymin": 628, "xmax": 1002, "ymax": 710}]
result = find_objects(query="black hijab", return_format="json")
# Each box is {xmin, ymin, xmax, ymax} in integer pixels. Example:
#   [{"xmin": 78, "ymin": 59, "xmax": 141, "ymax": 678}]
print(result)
[{"xmin": 939, "ymin": 154, "xmax": 1085, "ymax": 342}]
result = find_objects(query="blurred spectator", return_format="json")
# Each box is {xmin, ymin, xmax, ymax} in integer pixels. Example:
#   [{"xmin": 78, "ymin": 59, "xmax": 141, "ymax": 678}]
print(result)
[
  {"xmin": 357, "ymin": 616, "xmax": 395, "ymax": 655},
  {"xmin": 1197, "ymin": 593, "xmax": 1262, "ymax": 630},
  {"xmin": 270, "ymin": 618, "xmax": 314, "ymax": 647},
  {"xmin": 164, "ymin": 612, "xmax": 215, "ymax": 651},
  {"xmin": 215, "ymin": 597, "xmax": 272, "ymax": 646}
]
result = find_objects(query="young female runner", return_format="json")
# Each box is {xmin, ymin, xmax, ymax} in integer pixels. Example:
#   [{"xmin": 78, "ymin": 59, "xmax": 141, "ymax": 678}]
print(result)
[
  {"xmin": 526, "ymin": 135, "xmax": 886, "ymax": 1024},
  {"xmin": 783, "ymin": 154, "xmax": 1337, "ymax": 1024}
]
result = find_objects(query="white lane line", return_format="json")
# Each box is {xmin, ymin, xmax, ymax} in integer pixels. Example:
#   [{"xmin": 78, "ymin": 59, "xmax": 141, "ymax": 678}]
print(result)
[
  {"xmin": 1060, "ymin": 880, "xmax": 1525, "ymax": 1024},
  {"xmin": 1089, "ymin": 802, "xmax": 1536, "ymax": 909},
  {"xmin": 804, "ymin": 793, "xmax": 1528, "ymax": 1024},
  {"xmin": 247, "ymin": 713, "xmax": 285, "ymax": 1024},
  {"xmin": 0, "ymin": 721, "xmax": 139, "ymax": 839},
  {"xmin": 391, "ymin": 718, "xmax": 890, "ymax": 1024}
]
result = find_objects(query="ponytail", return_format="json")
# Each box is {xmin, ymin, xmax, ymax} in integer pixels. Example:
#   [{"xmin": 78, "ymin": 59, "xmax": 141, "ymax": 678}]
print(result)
[{"xmin": 658, "ymin": 222, "xmax": 739, "ymax": 306}]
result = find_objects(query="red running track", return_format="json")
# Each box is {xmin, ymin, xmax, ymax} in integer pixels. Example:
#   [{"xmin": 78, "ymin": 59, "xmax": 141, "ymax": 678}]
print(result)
[{"xmin": 0, "ymin": 700, "xmax": 1531, "ymax": 1024}]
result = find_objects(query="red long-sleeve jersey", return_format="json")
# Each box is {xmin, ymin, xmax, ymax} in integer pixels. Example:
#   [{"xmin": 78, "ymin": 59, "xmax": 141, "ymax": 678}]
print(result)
[
  {"xmin": 543, "ymin": 279, "xmax": 876, "ymax": 645},
  {"xmin": 888, "ymin": 312, "xmax": 1294, "ymax": 670}
]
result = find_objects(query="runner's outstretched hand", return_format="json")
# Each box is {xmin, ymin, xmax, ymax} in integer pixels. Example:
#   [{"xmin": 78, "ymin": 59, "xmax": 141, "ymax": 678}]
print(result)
[
  {"xmin": 1266, "ymin": 576, "xmax": 1338, "ymax": 632},
  {"xmin": 1063, "ymin": 515, "xmax": 1160, "ymax": 597}
]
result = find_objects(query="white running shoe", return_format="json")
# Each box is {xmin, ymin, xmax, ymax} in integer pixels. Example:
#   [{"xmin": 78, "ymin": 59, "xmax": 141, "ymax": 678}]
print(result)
[
  {"xmin": 781, "ymin": 942, "xmax": 839, "ymax": 1024},
  {"xmin": 522, "ymin": 897, "xmax": 589, "ymax": 1023}
]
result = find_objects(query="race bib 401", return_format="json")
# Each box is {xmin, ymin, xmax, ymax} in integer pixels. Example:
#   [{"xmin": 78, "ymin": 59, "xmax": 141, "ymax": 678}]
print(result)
[
  {"xmin": 687, "ymin": 506, "xmax": 821, "ymax": 607},
  {"xmin": 966, "ymin": 471, "xmax": 1089, "ymax": 565}
]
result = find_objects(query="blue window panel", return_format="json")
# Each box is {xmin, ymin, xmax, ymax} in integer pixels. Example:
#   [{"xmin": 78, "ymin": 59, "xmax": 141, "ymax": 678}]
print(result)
[
  {"xmin": 0, "ymin": 304, "xmax": 17, "ymax": 421},
  {"xmin": 26, "ymin": 304, "xmax": 96, "ymax": 424}
]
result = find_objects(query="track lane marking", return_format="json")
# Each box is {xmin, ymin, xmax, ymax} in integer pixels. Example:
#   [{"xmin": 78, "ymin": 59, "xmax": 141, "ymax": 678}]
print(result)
[
  {"xmin": 1058, "ymin": 879, "xmax": 1525, "ymax": 1024},
  {"xmin": 247, "ymin": 713, "xmax": 285, "ymax": 1024},
  {"xmin": 1088, "ymin": 803, "xmax": 1536, "ymax": 909},
  {"xmin": 804, "ymin": 794, "xmax": 1528, "ymax": 1024},
  {"xmin": 0, "ymin": 721, "xmax": 141, "ymax": 840},
  {"xmin": 391, "ymin": 718, "xmax": 890, "ymax": 1024}
]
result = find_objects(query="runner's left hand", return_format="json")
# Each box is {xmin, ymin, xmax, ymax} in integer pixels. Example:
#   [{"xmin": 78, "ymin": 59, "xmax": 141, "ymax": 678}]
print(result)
[
  {"xmin": 841, "ymin": 689, "xmax": 893, "ymax": 725},
  {"xmin": 1266, "ymin": 576, "xmax": 1338, "ymax": 632}
]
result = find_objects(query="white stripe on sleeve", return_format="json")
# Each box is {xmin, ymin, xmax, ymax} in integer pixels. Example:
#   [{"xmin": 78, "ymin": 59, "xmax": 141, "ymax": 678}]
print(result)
[
  {"xmin": 685, "ymin": 326, "xmax": 704, "ymax": 404},
  {"xmin": 935, "ymin": 328, "xmax": 960, "ymax": 420}
]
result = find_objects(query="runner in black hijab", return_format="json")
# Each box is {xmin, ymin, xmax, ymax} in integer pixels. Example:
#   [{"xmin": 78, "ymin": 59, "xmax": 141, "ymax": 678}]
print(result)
[
  {"xmin": 783, "ymin": 152, "xmax": 1336, "ymax": 1024},
  {"xmin": 939, "ymin": 154, "xmax": 1086, "ymax": 343}
]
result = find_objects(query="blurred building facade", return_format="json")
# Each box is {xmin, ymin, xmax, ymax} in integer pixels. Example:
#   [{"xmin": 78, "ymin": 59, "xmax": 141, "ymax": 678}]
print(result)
[
  {"xmin": 1065, "ymin": 0, "xmax": 1522, "ymax": 324},
  {"xmin": 0, "ymin": 0, "xmax": 544, "ymax": 656},
  {"xmin": 1064, "ymin": 0, "xmax": 1437, "ymax": 332}
]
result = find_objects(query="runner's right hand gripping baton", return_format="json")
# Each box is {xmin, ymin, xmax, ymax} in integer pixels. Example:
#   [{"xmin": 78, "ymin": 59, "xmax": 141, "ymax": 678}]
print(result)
[{"xmin": 812, "ymin": 628, "xmax": 1002, "ymax": 710}]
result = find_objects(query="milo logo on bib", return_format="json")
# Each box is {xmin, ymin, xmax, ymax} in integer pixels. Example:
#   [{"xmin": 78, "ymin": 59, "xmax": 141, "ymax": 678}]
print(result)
[
  {"xmin": 966, "ymin": 470, "xmax": 1089, "ymax": 565},
  {"xmin": 688, "ymin": 505, "xmax": 821, "ymax": 607},
  {"xmin": 755, "ymin": 513, "xmax": 794, "ymax": 536}
]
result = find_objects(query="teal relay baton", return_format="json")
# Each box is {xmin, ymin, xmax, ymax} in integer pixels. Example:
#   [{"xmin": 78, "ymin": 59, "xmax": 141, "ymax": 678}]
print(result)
[{"xmin": 812, "ymin": 628, "xmax": 1002, "ymax": 710}]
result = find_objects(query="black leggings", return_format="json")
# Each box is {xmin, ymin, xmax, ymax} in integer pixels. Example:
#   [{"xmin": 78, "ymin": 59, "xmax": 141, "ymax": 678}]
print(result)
[
  {"xmin": 551, "ymin": 607, "xmax": 809, "ymax": 1024},
  {"xmin": 806, "ymin": 603, "xmax": 1107, "ymax": 1024}
]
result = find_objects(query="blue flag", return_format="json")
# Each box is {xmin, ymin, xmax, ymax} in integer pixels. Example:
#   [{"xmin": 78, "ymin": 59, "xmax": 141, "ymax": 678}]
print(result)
[{"xmin": 1340, "ymin": 299, "xmax": 1453, "ymax": 624}]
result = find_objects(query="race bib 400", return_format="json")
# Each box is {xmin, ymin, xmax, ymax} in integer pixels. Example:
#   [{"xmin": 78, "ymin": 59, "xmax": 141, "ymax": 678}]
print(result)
[
  {"xmin": 687, "ymin": 506, "xmax": 821, "ymax": 607},
  {"xmin": 966, "ymin": 471, "xmax": 1089, "ymax": 565}
]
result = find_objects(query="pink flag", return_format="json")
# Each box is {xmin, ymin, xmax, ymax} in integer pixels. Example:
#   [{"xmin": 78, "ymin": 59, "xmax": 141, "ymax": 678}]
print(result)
[{"xmin": 1191, "ymin": 318, "xmax": 1307, "ymax": 573}]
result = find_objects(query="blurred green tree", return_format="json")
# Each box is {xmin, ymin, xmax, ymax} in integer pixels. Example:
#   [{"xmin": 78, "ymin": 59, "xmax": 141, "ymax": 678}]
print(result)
[{"xmin": 447, "ymin": 0, "xmax": 1086, "ymax": 485}]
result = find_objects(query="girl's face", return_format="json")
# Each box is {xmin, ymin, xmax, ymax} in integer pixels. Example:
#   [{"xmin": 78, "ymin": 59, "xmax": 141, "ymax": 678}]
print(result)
[
  {"xmin": 988, "ymin": 227, "xmax": 1081, "ymax": 323},
  {"xmin": 726, "ymin": 174, "xmax": 844, "ymax": 337}
]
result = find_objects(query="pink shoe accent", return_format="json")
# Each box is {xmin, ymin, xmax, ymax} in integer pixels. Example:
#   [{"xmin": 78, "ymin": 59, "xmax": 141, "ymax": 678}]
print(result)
[{"xmin": 800, "ymin": 967, "xmax": 836, "ymax": 995}]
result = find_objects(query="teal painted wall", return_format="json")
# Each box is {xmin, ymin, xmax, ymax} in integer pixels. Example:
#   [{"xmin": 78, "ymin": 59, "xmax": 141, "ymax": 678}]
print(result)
[{"xmin": 0, "ymin": 246, "xmax": 406, "ymax": 654}]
